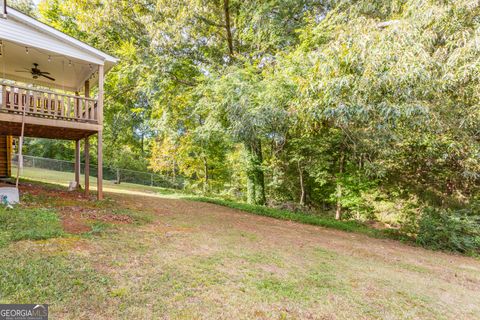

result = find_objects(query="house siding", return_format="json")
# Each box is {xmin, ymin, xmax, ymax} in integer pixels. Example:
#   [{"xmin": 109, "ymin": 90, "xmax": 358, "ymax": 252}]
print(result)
[{"xmin": 0, "ymin": 15, "xmax": 104, "ymax": 65}]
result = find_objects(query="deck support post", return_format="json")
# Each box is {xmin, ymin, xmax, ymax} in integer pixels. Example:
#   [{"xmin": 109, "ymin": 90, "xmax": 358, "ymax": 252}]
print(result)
[
  {"xmin": 97, "ymin": 64, "xmax": 104, "ymax": 200},
  {"xmin": 84, "ymin": 80, "xmax": 90, "ymax": 195},
  {"xmin": 74, "ymin": 139, "xmax": 81, "ymax": 188},
  {"xmin": 97, "ymin": 131, "xmax": 103, "ymax": 200},
  {"xmin": 84, "ymin": 137, "xmax": 90, "ymax": 194}
]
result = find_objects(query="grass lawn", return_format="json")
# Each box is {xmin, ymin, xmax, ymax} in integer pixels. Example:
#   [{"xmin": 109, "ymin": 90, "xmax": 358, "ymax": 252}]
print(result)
[
  {"xmin": 15, "ymin": 167, "xmax": 409, "ymax": 241},
  {"xmin": 14, "ymin": 166, "xmax": 179, "ymax": 196},
  {"xmin": 0, "ymin": 169, "xmax": 479, "ymax": 319}
]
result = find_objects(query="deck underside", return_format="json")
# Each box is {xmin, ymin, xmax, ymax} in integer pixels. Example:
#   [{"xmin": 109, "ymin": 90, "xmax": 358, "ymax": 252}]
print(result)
[{"xmin": 0, "ymin": 113, "xmax": 100, "ymax": 140}]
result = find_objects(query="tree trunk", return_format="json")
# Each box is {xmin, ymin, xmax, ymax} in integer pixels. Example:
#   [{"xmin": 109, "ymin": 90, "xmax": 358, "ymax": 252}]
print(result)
[
  {"xmin": 298, "ymin": 160, "xmax": 306, "ymax": 206},
  {"xmin": 335, "ymin": 151, "xmax": 345, "ymax": 220},
  {"xmin": 171, "ymin": 159, "xmax": 177, "ymax": 184},
  {"xmin": 116, "ymin": 168, "xmax": 121, "ymax": 185},
  {"xmin": 223, "ymin": 0, "xmax": 234, "ymax": 57},
  {"xmin": 335, "ymin": 187, "xmax": 342, "ymax": 220},
  {"xmin": 203, "ymin": 156, "xmax": 209, "ymax": 194},
  {"xmin": 245, "ymin": 139, "xmax": 266, "ymax": 205}
]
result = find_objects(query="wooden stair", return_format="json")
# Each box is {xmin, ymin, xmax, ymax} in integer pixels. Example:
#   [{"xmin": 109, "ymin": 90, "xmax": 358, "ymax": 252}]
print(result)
[{"xmin": 0, "ymin": 135, "xmax": 12, "ymax": 178}]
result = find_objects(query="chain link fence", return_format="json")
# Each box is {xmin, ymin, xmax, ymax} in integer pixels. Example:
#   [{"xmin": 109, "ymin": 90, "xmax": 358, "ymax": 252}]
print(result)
[{"xmin": 12, "ymin": 154, "xmax": 183, "ymax": 189}]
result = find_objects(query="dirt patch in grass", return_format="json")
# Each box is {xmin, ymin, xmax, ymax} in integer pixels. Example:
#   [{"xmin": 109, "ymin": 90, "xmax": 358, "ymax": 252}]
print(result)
[
  {"xmin": 143, "ymin": 220, "xmax": 195, "ymax": 233},
  {"xmin": 19, "ymin": 183, "xmax": 94, "ymax": 201},
  {"xmin": 60, "ymin": 214, "xmax": 91, "ymax": 234},
  {"xmin": 59, "ymin": 207, "xmax": 135, "ymax": 234},
  {"xmin": 14, "ymin": 183, "xmax": 136, "ymax": 235}
]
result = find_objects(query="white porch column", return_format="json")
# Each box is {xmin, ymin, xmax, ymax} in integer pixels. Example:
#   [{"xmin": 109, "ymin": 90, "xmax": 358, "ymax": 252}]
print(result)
[
  {"xmin": 84, "ymin": 137, "xmax": 90, "ymax": 194},
  {"xmin": 84, "ymin": 80, "xmax": 90, "ymax": 194},
  {"xmin": 97, "ymin": 64, "xmax": 104, "ymax": 200}
]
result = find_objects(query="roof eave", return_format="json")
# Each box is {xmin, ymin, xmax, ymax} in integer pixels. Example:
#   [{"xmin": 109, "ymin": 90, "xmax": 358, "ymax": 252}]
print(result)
[{"xmin": 6, "ymin": 6, "xmax": 119, "ymax": 65}]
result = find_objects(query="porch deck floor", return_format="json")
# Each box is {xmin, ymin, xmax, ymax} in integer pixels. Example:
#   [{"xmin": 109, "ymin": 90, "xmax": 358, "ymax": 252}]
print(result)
[{"xmin": 0, "ymin": 112, "xmax": 100, "ymax": 140}]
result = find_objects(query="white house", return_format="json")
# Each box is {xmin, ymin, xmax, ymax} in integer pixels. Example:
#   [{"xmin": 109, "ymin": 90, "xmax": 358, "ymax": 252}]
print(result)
[{"xmin": 0, "ymin": 4, "xmax": 118, "ymax": 199}]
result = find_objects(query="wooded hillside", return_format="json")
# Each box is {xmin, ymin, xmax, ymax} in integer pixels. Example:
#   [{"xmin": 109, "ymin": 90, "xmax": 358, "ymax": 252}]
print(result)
[{"xmin": 12, "ymin": 0, "xmax": 480, "ymax": 252}]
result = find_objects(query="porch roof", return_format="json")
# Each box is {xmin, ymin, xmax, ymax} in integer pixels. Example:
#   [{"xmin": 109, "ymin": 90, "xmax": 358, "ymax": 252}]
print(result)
[{"xmin": 0, "ymin": 6, "xmax": 118, "ymax": 92}]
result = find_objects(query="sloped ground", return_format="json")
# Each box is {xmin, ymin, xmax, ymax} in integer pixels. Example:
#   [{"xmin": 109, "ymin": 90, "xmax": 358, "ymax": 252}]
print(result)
[{"xmin": 1, "ymin": 183, "xmax": 480, "ymax": 319}]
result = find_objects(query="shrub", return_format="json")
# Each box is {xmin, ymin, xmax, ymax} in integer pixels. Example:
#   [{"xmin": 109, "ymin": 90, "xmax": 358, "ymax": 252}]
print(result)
[{"xmin": 416, "ymin": 206, "xmax": 480, "ymax": 255}]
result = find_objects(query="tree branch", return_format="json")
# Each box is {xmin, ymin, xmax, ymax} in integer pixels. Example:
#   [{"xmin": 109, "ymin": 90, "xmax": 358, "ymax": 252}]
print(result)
[
  {"xmin": 223, "ymin": 0, "xmax": 234, "ymax": 57},
  {"xmin": 194, "ymin": 14, "xmax": 226, "ymax": 29},
  {"xmin": 165, "ymin": 71, "xmax": 197, "ymax": 87}
]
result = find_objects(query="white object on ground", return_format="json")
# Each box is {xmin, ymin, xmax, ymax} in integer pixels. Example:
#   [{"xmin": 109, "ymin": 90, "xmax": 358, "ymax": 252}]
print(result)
[
  {"xmin": 68, "ymin": 181, "xmax": 79, "ymax": 191},
  {"xmin": 0, "ymin": 187, "xmax": 20, "ymax": 205}
]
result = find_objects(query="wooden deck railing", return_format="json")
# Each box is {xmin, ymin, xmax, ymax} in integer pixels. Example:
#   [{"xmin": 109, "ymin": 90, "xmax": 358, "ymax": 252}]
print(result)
[{"xmin": 0, "ymin": 83, "xmax": 98, "ymax": 123}]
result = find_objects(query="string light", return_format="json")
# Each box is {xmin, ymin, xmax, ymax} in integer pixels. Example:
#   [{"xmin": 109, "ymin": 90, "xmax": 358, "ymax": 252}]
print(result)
[
  {"xmin": 4, "ymin": 41, "xmax": 99, "ymax": 89},
  {"xmin": 8, "ymin": 41, "xmax": 99, "ymax": 69}
]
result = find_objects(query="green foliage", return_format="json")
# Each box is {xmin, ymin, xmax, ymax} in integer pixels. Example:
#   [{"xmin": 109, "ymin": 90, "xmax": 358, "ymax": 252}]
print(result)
[
  {"xmin": 23, "ymin": 138, "xmax": 75, "ymax": 161},
  {"xmin": 0, "ymin": 207, "xmax": 64, "ymax": 247},
  {"xmin": 294, "ymin": 0, "xmax": 480, "ymax": 198},
  {"xmin": 417, "ymin": 206, "xmax": 480, "ymax": 255},
  {"xmin": 22, "ymin": 0, "xmax": 480, "ymax": 250},
  {"xmin": 330, "ymin": 172, "xmax": 377, "ymax": 219},
  {"xmin": 8, "ymin": 0, "xmax": 37, "ymax": 17}
]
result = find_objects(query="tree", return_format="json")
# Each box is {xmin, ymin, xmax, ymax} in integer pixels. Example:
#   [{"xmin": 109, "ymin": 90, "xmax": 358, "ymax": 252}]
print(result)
[
  {"xmin": 8, "ymin": 0, "xmax": 37, "ymax": 17},
  {"xmin": 149, "ymin": 136, "xmax": 178, "ymax": 181},
  {"xmin": 25, "ymin": 0, "xmax": 479, "ymax": 226}
]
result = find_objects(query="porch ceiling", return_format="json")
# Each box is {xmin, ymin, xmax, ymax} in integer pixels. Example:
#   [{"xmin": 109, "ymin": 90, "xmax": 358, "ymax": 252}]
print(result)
[
  {"xmin": 0, "ymin": 40, "xmax": 96, "ymax": 93},
  {"xmin": 0, "ymin": 7, "xmax": 118, "ymax": 92}
]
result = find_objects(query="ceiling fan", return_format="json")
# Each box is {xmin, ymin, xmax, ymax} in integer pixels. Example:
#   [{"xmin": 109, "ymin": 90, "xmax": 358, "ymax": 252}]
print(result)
[{"xmin": 15, "ymin": 63, "xmax": 55, "ymax": 81}]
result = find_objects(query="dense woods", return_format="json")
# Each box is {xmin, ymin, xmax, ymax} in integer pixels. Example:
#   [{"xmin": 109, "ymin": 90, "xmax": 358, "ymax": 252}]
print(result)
[{"xmin": 12, "ymin": 0, "xmax": 479, "ymax": 251}]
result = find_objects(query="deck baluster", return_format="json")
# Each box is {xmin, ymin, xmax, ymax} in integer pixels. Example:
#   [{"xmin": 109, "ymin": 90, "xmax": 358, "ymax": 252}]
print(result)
[
  {"xmin": 0, "ymin": 82, "xmax": 98, "ymax": 123},
  {"xmin": 67, "ymin": 97, "xmax": 72, "ymax": 118},
  {"xmin": 1, "ymin": 84, "xmax": 6, "ymax": 111}
]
